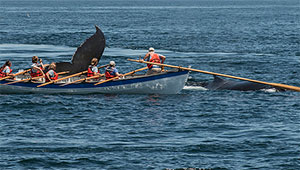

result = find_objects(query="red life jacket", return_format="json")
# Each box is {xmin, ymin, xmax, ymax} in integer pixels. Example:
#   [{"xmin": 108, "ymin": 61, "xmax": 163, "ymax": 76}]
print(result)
[
  {"xmin": 0, "ymin": 66, "xmax": 12, "ymax": 78},
  {"xmin": 30, "ymin": 66, "xmax": 43, "ymax": 77},
  {"xmin": 147, "ymin": 53, "xmax": 161, "ymax": 69},
  {"xmin": 87, "ymin": 66, "xmax": 98, "ymax": 77},
  {"xmin": 105, "ymin": 67, "xmax": 116, "ymax": 79},
  {"xmin": 45, "ymin": 70, "xmax": 58, "ymax": 82}
]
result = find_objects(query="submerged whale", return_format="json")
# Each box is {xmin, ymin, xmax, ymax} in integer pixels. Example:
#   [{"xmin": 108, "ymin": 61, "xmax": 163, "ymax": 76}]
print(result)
[
  {"xmin": 204, "ymin": 76, "xmax": 285, "ymax": 91},
  {"xmin": 187, "ymin": 76, "xmax": 284, "ymax": 91},
  {"xmin": 205, "ymin": 76, "xmax": 267, "ymax": 91},
  {"xmin": 55, "ymin": 25, "xmax": 106, "ymax": 74}
]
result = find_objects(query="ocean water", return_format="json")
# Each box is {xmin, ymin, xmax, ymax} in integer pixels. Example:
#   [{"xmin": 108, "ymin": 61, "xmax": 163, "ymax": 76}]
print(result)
[{"xmin": 0, "ymin": 0, "xmax": 300, "ymax": 169}]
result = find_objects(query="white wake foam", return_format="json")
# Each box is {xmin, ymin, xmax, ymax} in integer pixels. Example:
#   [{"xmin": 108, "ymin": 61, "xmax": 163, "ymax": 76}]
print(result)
[{"xmin": 183, "ymin": 86, "xmax": 207, "ymax": 91}]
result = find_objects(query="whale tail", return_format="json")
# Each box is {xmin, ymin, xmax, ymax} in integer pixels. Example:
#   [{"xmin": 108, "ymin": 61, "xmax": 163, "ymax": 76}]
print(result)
[{"xmin": 55, "ymin": 25, "xmax": 106, "ymax": 74}]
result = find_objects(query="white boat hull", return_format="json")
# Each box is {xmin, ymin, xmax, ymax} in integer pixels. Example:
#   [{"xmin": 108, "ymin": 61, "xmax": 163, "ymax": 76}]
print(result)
[{"xmin": 0, "ymin": 71, "xmax": 189, "ymax": 94}]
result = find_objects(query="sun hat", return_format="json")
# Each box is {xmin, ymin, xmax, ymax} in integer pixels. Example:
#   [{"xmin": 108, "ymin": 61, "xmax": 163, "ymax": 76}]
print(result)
[
  {"xmin": 148, "ymin": 47, "xmax": 155, "ymax": 52},
  {"xmin": 109, "ymin": 61, "xmax": 116, "ymax": 66}
]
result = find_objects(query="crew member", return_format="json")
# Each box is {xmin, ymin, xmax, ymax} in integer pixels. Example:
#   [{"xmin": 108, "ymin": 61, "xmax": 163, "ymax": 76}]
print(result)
[
  {"xmin": 87, "ymin": 58, "xmax": 102, "ymax": 77},
  {"xmin": 143, "ymin": 47, "xmax": 166, "ymax": 74},
  {"xmin": 30, "ymin": 56, "xmax": 45, "ymax": 78},
  {"xmin": 105, "ymin": 61, "xmax": 122, "ymax": 79},
  {"xmin": 45, "ymin": 62, "xmax": 58, "ymax": 82},
  {"xmin": 0, "ymin": 60, "xmax": 13, "ymax": 78}
]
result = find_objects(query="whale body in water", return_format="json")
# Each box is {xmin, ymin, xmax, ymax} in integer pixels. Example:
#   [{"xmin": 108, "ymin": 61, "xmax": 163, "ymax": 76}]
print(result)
[
  {"xmin": 188, "ymin": 76, "xmax": 284, "ymax": 91},
  {"xmin": 205, "ymin": 76, "xmax": 269, "ymax": 91}
]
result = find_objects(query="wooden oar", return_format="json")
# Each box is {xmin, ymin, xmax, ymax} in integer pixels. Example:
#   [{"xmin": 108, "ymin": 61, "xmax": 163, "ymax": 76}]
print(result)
[
  {"xmin": 4, "ymin": 71, "xmax": 69, "ymax": 85},
  {"xmin": 128, "ymin": 59, "xmax": 300, "ymax": 92},
  {"xmin": 94, "ymin": 67, "xmax": 148, "ymax": 86},
  {"xmin": 60, "ymin": 74, "xmax": 104, "ymax": 86},
  {"xmin": 0, "ymin": 69, "xmax": 31, "ymax": 81},
  {"xmin": 37, "ymin": 64, "xmax": 108, "ymax": 88}
]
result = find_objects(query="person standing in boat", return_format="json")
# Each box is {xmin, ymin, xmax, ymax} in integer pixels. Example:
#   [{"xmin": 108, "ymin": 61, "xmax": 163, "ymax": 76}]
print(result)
[
  {"xmin": 0, "ymin": 60, "xmax": 14, "ymax": 78},
  {"xmin": 143, "ymin": 47, "xmax": 166, "ymax": 74},
  {"xmin": 105, "ymin": 61, "xmax": 122, "ymax": 79},
  {"xmin": 30, "ymin": 56, "xmax": 45, "ymax": 78},
  {"xmin": 45, "ymin": 62, "xmax": 58, "ymax": 82}
]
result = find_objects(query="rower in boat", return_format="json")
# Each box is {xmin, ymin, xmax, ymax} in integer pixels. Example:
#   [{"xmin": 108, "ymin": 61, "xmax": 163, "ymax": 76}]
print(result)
[
  {"xmin": 87, "ymin": 58, "xmax": 104, "ymax": 81},
  {"xmin": 105, "ymin": 61, "xmax": 122, "ymax": 79},
  {"xmin": 30, "ymin": 56, "xmax": 45, "ymax": 81},
  {"xmin": 143, "ymin": 47, "xmax": 166, "ymax": 75},
  {"xmin": 0, "ymin": 60, "xmax": 14, "ymax": 79},
  {"xmin": 45, "ymin": 62, "xmax": 58, "ymax": 82}
]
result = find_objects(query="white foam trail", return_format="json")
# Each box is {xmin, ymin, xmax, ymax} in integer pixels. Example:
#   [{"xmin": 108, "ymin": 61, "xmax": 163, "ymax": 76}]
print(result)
[
  {"xmin": 183, "ymin": 86, "xmax": 207, "ymax": 91},
  {"xmin": 260, "ymin": 88, "xmax": 277, "ymax": 93}
]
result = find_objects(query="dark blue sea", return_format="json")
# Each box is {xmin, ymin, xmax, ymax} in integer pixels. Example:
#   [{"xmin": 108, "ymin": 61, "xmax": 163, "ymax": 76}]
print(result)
[{"xmin": 0, "ymin": 0, "xmax": 300, "ymax": 169}]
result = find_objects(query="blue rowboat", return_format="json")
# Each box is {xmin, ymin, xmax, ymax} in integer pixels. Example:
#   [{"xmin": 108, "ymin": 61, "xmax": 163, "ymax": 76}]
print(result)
[{"xmin": 0, "ymin": 70, "xmax": 189, "ymax": 94}]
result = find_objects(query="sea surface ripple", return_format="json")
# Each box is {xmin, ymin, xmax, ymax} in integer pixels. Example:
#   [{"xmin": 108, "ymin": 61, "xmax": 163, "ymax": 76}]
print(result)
[{"xmin": 0, "ymin": 0, "xmax": 300, "ymax": 169}]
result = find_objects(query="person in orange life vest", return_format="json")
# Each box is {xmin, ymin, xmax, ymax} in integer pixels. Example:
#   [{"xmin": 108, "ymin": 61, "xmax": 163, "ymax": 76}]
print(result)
[
  {"xmin": 0, "ymin": 60, "xmax": 14, "ymax": 78},
  {"xmin": 87, "ymin": 58, "xmax": 104, "ymax": 81},
  {"xmin": 105, "ymin": 61, "xmax": 122, "ymax": 79},
  {"xmin": 30, "ymin": 56, "xmax": 45, "ymax": 78},
  {"xmin": 45, "ymin": 62, "xmax": 58, "ymax": 82},
  {"xmin": 87, "ymin": 58, "xmax": 103, "ymax": 77},
  {"xmin": 143, "ymin": 47, "xmax": 166, "ymax": 74}
]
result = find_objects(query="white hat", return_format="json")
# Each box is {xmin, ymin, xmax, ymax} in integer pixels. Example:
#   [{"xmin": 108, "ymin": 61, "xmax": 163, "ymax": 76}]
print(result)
[
  {"xmin": 109, "ymin": 61, "xmax": 115, "ymax": 66},
  {"xmin": 148, "ymin": 47, "xmax": 155, "ymax": 52}
]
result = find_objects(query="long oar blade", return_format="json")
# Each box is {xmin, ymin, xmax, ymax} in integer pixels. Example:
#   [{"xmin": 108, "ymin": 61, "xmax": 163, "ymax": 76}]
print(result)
[
  {"xmin": 0, "ymin": 69, "xmax": 31, "ymax": 81},
  {"xmin": 128, "ymin": 59, "xmax": 300, "ymax": 92},
  {"xmin": 94, "ymin": 67, "xmax": 148, "ymax": 86}
]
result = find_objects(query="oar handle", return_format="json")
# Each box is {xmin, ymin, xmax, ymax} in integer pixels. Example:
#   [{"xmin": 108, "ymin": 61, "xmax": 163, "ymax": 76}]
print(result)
[{"xmin": 128, "ymin": 59, "xmax": 300, "ymax": 92}]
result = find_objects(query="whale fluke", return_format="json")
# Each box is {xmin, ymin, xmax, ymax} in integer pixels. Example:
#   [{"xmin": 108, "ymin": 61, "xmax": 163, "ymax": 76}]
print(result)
[{"xmin": 55, "ymin": 25, "xmax": 106, "ymax": 74}]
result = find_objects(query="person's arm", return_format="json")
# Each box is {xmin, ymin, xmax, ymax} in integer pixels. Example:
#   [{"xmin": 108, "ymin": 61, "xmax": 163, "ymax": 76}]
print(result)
[
  {"xmin": 7, "ymin": 71, "xmax": 14, "ymax": 77},
  {"xmin": 159, "ymin": 55, "xmax": 166, "ymax": 71},
  {"xmin": 116, "ymin": 72, "xmax": 123, "ymax": 77},
  {"xmin": 45, "ymin": 72, "xmax": 52, "ymax": 82},
  {"xmin": 94, "ymin": 72, "xmax": 103, "ymax": 76},
  {"xmin": 33, "ymin": 66, "xmax": 45, "ymax": 76},
  {"xmin": 39, "ymin": 59, "xmax": 45, "ymax": 70},
  {"xmin": 160, "ymin": 55, "xmax": 166, "ymax": 63},
  {"xmin": 114, "ymin": 68, "xmax": 123, "ymax": 77},
  {"xmin": 143, "ymin": 52, "xmax": 150, "ymax": 60}
]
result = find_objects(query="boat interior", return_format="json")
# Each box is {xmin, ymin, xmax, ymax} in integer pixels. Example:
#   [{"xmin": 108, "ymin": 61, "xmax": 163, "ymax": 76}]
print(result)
[{"xmin": 4, "ymin": 68, "xmax": 182, "ymax": 85}]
